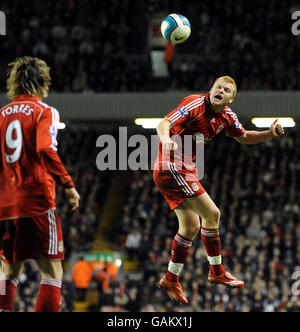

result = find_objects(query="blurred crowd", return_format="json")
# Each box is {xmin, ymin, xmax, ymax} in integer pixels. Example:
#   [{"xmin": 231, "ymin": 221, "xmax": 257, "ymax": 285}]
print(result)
[
  {"xmin": 0, "ymin": 0, "xmax": 148, "ymax": 92},
  {"xmin": 116, "ymin": 127, "xmax": 300, "ymax": 312},
  {"xmin": 55, "ymin": 126, "xmax": 110, "ymax": 259},
  {"xmin": 1, "ymin": 0, "xmax": 300, "ymax": 92}
]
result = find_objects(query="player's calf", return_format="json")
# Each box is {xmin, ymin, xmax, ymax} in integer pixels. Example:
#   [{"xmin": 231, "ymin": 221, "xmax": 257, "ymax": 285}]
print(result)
[
  {"xmin": 36, "ymin": 257, "xmax": 63, "ymax": 312},
  {"xmin": 0, "ymin": 261, "xmax": 24, "ymax": 312}
]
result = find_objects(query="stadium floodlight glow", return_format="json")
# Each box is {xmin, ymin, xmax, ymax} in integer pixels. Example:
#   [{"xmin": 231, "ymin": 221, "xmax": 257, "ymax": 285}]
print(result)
[
  {"xmin": 251, "ymin": 117, "xmax": 296, "ymax": 128},
  {"xmin": 134, "ymin": 118, "xmax": 164, "ymax": 129},
  {"xmin": 58, "ymin": 122, "xmax": 66, "ymax": 129},
  {"xmin": 115, "ymin": 259, "xmax": 122, "ymax": 268}
]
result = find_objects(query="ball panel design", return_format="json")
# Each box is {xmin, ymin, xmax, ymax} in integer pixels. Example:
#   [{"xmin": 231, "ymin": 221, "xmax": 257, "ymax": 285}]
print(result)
[
  {"xmin": 170, "ymin": 26, "xmax": 191, "ymax": 44},
  {"xmin": 177, "ymin": 14, "xmax": 191, "ymax": 28},
  {"xmin": 160, "ymin": 16, "xmax": 178, "ymax": 42},
  {"xmin": 161, "ymin": 13, "xmax": 191, "ymax": 44}
]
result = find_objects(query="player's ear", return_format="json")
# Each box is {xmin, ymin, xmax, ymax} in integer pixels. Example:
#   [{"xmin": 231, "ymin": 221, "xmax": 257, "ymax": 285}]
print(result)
[{"xmin": 229, "ymin": 96, "xmax": 235, "ymax": 104}]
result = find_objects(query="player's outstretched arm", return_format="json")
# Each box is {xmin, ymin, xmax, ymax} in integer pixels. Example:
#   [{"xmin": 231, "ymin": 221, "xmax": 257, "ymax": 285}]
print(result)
[
  {"xmin": 234, "ymin": 119, "xmax": 285, "ymax": 145},
  {"xmin": 157, "ymin": 119, "xmax": 178, "ymax": 151}
]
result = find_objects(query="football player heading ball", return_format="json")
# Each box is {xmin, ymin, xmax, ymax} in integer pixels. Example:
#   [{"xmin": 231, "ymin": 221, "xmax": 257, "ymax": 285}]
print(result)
[{"xmin": 154, "ymin": 76, "xmax": 284, "ymax": 304}]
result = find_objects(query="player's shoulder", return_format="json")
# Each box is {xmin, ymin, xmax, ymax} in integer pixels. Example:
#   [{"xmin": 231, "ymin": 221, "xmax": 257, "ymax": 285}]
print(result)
[
  {"xmin": 35, "ymin": 100, "xmax": 60, "ymax": 120},
  {"xmin": 181, "ymin": 93, "xmax": 207, "ymax": 104},
  {"xmin": 222, "ymin": 106, "xmax": 243, "ymax": 129},
  {"xmin": 36, "ymin": 100, "xmax": 59, "ymax": 113},
  {"xmin": 222, "ymin": 106, "xmax": 238, "ymax": 118},
  {"xmin": 179, "ymin": 94, "xmax": 207, "ymax": 113}
]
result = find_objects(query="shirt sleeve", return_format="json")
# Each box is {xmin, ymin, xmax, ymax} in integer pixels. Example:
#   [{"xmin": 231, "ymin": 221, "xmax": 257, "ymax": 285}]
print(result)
[
  {"xmin": 36, "ymin": 107, "xmax": 75, "ymax": 188},
  {"xmin": 223, "ymin": 109, "xmax": 246, "ymax": 137},
  {"xmin": 165, "ymin": 95, "xmax": 205, "ymax": 127}
]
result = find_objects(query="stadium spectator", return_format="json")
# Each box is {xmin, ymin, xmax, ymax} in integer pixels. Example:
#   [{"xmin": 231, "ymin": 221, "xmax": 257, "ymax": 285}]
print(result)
[
  {"xmin": 72, "ymin": 257, "xmax": 92, "ymax": 301},
  {"xmin": 125, "ymin": 227, "xmax": 142, "ymax": 260}
]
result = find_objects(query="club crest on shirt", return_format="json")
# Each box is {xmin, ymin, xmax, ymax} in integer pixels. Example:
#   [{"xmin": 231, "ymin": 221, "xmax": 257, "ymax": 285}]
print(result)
[
  {"xmin": 191, "ymin": 182, "xmax": 200, "ymax": 192},
  {"xmin": 192, "ymin": 132, "xmax": 205, "ymax": 144},
  {"xmin": 177, "ymin": 106, "xmax": 189, "ymax": 118},
  {"xmin": 58, "ymin": 241, "xmax": 64, "ymax": 253}
]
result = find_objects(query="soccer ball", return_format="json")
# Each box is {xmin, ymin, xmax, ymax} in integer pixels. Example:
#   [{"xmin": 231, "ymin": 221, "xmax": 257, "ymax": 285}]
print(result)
[{"xmin": 161, "ymin": 13, "xmax": 191, "ymax": 44}]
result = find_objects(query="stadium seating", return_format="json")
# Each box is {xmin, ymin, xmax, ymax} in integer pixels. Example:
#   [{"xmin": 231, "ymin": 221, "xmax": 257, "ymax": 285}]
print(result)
[{"xmin": 1, "ymin": 0, "xmax": 299, "ymax": 92}]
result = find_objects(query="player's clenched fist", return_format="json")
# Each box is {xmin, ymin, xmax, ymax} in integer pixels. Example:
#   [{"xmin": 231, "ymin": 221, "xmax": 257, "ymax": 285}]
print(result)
[
  {"xmin": 162, "ymin": 138, "xmax": 178, "ymax": 151},
  {"xmin": 270, "ymin": 119, "xmax": 285, "ymax": 138},
  {"xmin": 65, "ymin": 187, "xmax": 81, "ymax": 211}
]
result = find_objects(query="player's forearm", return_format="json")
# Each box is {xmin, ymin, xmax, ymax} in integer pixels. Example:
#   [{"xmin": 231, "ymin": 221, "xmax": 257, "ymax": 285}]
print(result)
[
  {"xmin": 157, "ymin": 119, "xmax": 173, "ymax": 142},
  {"xmin": 242, "ymin": 130, "xmax": 273, "ymax": 144},
  {"xmin": 43, "ymin": 150, "xmax": 75, "ymax": 188}
]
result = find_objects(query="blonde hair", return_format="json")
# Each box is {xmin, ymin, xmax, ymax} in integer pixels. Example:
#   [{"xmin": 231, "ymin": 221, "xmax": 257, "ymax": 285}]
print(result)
[
  {"xmin": 213, "ymin": 76, "xmax": 237, "ymax": 97},
  {"xmin": 7, "ymin": 56, "xmax": 51, "ymax": 100}
]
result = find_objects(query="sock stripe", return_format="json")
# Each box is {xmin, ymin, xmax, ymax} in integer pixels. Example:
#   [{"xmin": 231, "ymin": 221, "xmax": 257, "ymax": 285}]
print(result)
[
  {"xmin": 175, "ymin": 234, "xmax": 192, "ymax": 248},
  {"xmin": 201, "ymin": 228, "xmax": 219, "ymax": 237},
  {"xmin": 40, "ymin": 279, "xmax": 62, "ymax": 289},
  {"xmin": 0, "ymin": 277, "xmax": 19, "ymax": 288},
  {"xmin": 10, "ymin": 279, "xmax": 19, "ymax": 288}
]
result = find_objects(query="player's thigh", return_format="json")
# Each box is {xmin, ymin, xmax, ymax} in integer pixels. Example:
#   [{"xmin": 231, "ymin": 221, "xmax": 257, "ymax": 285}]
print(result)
[
  {"xmin": 1, "ymin": 261, "xmax": 24, "ymax": 280},
  {"xmin": 181, "ymin": 192, "xmax": 221, "ymax": 222},
  {"xmin": 36, "ymin": 256, "xmax": 63, "ymax": 281},
  {"xmin": 174, "ymin": 207, "xmax": 201, "ymax": 240}
]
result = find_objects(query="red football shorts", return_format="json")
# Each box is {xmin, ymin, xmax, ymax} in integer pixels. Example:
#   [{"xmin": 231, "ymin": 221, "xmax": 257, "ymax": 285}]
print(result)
[
  {"xmin": 0, "ymin": 209, "xmax": 64, "ymax": 264},
  {"xmin": 153, "ymin": 162, "xmax": 206, "ymax": 210}
]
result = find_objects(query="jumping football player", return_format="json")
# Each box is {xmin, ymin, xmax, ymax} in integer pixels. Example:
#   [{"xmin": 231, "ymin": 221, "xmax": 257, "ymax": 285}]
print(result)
[
  {"xmin": 153, "ymin": 76, "xmax": 285, "ymax": 304},
  {"xmin": 0, "ymin": 56, "xmax": 80, "ymax": 312}
]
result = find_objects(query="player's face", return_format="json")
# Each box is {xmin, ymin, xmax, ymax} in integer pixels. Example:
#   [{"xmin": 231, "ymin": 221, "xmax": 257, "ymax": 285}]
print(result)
[{"xmin": 209, "ymin": 80, "xmax": 235, "ymax": 110}]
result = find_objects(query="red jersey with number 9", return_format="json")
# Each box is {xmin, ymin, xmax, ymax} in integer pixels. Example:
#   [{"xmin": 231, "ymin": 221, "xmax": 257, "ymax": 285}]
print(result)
[{"xmin": 0, "ymin": 94, "xmax": 74, "ymax": 221}]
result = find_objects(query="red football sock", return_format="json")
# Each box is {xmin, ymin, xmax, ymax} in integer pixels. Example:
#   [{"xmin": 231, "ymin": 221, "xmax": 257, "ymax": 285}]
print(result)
[
  {"xmin": 166, "ymin": 233, "xmax": 192, "ymax": 282},
  {"xmin": 35, "ymin": 279, "xmax": 62, "ymax": 312},
  {"xmin": 201, "ymin": 227, "xmax": 225, "ymax": 276},
  {"xmin": 0, "ymin": 278, "xmax": 18, "ymax": 312}
]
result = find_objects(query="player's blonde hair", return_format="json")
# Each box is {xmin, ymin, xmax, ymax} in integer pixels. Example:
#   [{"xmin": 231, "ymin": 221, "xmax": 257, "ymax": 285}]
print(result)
[
  {"xmin": 7, "ymin": 56, "xmax": 51, "ymax": 100},
  {"xmin": 213, "ymin": 76, "xmax": 237, "ymax": 97}
]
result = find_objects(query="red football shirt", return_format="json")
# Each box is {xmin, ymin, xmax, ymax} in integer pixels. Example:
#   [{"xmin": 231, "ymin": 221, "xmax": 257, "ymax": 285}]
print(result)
[
  {"xmin": 156, "ymin": 93, "xmax": 246, "ymax": 170},
  {"xmin": 0, "ymin": 95, "xmax": 75, "ymax": 220}
]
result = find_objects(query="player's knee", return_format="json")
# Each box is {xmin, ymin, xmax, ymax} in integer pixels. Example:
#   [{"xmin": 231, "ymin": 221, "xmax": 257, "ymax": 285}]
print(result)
[
  {"xmin": 182, "ymin": 222, "xmax": 200, "ymax": 239},
  {"xmin": 5, "ymin": 262, "xmax": 24, "ymax": 280},
  {"xmin": 42, "ymin": 264, "xmax": 63, "ymax": 281},
  {"xmin": 206, "ymin": 208, "xmax": 221, "ymax": 228},
  {"xmin": 190, "ymin": 222, "xmax": 201, "ymax": 236},
  {"xmin": 38, "ymin": 258, "xmax": 63, "ymax": 281}
]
